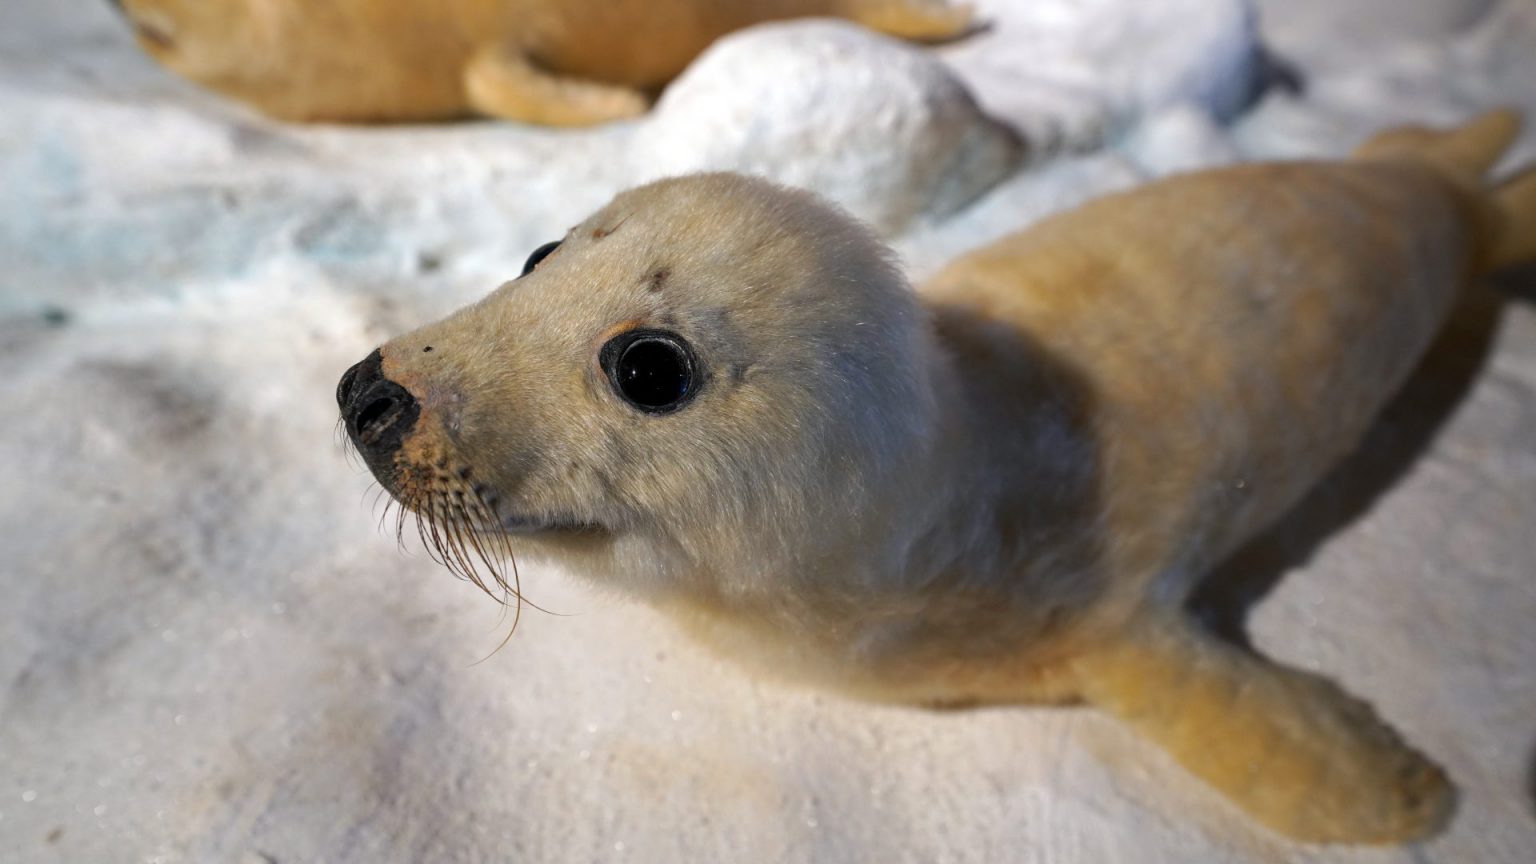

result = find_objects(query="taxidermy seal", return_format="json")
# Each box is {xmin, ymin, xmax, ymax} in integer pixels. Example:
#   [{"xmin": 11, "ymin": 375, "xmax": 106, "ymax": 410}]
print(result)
[
  {"xmin": 114, "ymin": 0, "xmax": 974, "ymax": 124},
  {"xmin": 337, "ymin": 111, "xmax": 1536, "ymax": 843}
]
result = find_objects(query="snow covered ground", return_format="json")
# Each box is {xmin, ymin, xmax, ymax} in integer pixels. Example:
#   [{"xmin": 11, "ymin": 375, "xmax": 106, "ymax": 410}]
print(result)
[{"xmin": 2, "ymin": 0, "xmax": 1534, "ymax": 861}]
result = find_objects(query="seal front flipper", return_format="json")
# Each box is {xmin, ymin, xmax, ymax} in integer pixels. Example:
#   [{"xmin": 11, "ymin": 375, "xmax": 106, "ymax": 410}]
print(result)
[
  {"xmin": 841, "ymin": 0, "xmax": 978, "ymax": 42},
  {"xmin": 463, "ymin": 43, "xmax": 648, "ymax": 127},
  {"xmin": 1069, "ymin": 613, "xmax": 1454, "ymax": 844}
]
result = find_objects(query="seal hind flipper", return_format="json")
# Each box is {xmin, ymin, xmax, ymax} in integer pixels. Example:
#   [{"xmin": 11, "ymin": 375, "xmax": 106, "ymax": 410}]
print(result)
[
  {"xmin": 1354, "ymin": 108, "xmax": 1519, "ymax": 182},
  {"xmin": 463, "ymin": 42, "xmax": 649, "ymax": 127},
  {"xmin": 1355, "ymin": 110, "xmax": 1536, "ymax": 271},
  {"xmin": 1070, "ymin": 614, "xmax": 1454, "ymax": 844},
  {"xmin": 1490, "ymin": 165, "xmax": 1536, "ymax": 270}
]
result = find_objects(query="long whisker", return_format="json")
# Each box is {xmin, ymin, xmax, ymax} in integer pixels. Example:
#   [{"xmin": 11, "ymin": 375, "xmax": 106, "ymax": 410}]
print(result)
[
  {"xmin": 417, "ymin": 506, "xmax": 449, "ymax": 568},
  {"xmin": 376, "ymin": 496, "xmax": 393, "ymax": 535},
  {"xmin": 466, "ymin": 487, "xmax": 562, "ymax": 618},
  {"xmin": 366, "ymin": 482, "xmax": 386, "ymax": 509},
  {"xmin": 442, "ymin": 510, "xmax": 491, "ymax": 598},
  {"xmin": 336, "ymin": 417, "xmax": 366, "ymax": 471},
  {"xmin": 464, "ymin": 498, "xmax": 524, "ymax": 663},
  {"xmin": 423, "ymin": 494, "xmax": 500, "ymax": 603},
  {"xmin": 460, "ymin": 506, "xmax": 521, "ymax": 618},
  {"xmin": 376, "ymin": 463, "xmax": 571, "ymax": 662}
]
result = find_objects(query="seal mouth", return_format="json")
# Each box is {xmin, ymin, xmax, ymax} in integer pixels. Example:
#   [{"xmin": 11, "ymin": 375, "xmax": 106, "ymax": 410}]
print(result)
[{"xmin": 495, "ymin": 511, "xmax": 606, "ymax": 536}]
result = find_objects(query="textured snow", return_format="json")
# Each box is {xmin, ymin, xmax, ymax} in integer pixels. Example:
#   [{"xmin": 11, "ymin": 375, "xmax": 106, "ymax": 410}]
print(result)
[
  {"xmin": 2, "ymin": 0, "xmax": 1535, "ymax": 862},
  {"xmin": 635, "ymin": 20, "xmax": 1026, "ymax": 232}
]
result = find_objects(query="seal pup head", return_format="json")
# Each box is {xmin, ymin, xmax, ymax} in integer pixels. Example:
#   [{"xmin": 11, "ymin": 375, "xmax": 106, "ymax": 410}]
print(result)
[{"xmin": 338, "ymin": 173, "xmax": 940, "ymax": 602}]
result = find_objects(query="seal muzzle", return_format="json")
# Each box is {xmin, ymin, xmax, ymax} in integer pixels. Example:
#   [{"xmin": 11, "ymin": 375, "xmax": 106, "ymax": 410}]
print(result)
[{"xmin": 338, "ymin": 349, "xmax": 419, "ymax": 476}]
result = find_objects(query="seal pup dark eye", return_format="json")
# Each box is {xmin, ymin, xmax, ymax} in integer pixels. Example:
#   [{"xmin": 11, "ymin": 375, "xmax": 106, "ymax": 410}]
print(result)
[
  {"xmin": 521, "ymin": 240, "xmax": 561, "ymax": 276},
  {"xmin": 599, "ymin": 329, "xmax": 700, "ymax": 414}
]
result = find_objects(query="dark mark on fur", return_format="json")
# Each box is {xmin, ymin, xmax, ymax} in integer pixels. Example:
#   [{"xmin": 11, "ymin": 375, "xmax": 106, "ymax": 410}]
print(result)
[
  {"xmin": 647, "ymin": 268, "xmax": 669, "ymax": 292},
  {"xmin": 592, "ymin": 215, "xmax": 629, "ymax": 240}
]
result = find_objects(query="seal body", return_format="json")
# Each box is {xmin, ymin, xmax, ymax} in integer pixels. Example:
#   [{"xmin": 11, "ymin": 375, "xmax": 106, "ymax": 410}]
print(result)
[
  {"xmin": 118, "ymin": 0, "xmax": 974, "ymax": 124},
  {"xmin": 338, "ymin": 112, "xmax": 1536, "ymax": 842}
]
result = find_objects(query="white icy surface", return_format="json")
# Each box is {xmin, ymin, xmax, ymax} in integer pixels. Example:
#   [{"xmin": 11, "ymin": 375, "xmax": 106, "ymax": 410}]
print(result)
[{"xmin": 2, "ymin": 0, "xmax": 1535, "ymax": 862}]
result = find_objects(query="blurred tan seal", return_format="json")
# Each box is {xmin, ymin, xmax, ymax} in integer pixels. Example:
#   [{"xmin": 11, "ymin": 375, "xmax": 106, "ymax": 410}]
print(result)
[
  {"xmin": 117, "ymin": 0, "xmax": 974, "ymax": 124},
  {"xmin": 338, "ymin": 111, "xmax": 1536, "ymax": 843}
]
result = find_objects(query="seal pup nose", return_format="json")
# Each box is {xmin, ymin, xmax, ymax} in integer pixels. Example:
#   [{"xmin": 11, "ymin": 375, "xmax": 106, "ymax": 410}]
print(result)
[{"xmin": 338, "ymin": 350, "xmax": 419, "ymax": 463}]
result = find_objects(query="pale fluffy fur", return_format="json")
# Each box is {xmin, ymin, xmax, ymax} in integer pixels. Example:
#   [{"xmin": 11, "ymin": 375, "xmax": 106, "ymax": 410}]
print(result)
[
  {"xmin": 350, "ymin": 111, "xmax": 1536, "ymax": 843},
  {"xmin": 117, "ymin": 0, "xmax": 973, "ymax": 124}
]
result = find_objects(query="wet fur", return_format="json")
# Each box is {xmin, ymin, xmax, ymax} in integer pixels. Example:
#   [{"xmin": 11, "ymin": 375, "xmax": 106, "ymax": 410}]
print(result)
[
  {"xmin": 351, "ymin": 112, "xmax": 1536, "ymax": 843},
  {"xmin": 118, "ymin": 0, "xmax": 974, "ymax": 124}
]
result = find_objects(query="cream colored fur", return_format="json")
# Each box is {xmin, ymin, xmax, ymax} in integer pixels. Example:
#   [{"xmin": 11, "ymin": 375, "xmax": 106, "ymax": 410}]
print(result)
[
  {"xmin": 352, "ymin": 111, "xmax": 1536, "ymax": 843},
  {"xmin": 118, "ymin": 0, "xmax": 973, "ymax": 124}
]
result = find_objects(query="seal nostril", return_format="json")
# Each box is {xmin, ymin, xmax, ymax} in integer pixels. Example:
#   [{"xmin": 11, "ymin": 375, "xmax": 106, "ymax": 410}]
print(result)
[
  {"xmin": 344, "ymin": 376, "xmax": 419, "ymax": 463},
  {"xmin": 356, "ymin": 395, "xmax": 397, "ymax": 434}
]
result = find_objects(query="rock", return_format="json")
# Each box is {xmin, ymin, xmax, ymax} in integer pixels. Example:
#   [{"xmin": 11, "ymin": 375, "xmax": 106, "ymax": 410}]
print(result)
[
  {"xmin": 939, "ymin": 0, "xmax": 1262, "ymax": 149},
  {"xmin": 1123, "ymin": 104, "xmax": 1243, "ymax": 177},
  {"xmin": 632, "ymin": 20, "xmax": 1025, "ymax": 233}
]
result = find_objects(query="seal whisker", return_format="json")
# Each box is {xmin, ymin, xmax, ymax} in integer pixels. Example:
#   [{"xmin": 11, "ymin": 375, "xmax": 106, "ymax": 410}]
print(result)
[
  {"xmin": 429, "ymin": 495, "xmax": 502, "ymax": 604},
  {"xmin": 336, "ymin": 416, "xmax": 368, "ymax": 471},
  {"xmin": 375, "ymin": 494, "xmax": 393, "ymax": 536},
  {"xmin": 455, "ymin": 502, "xmax": 527, "ymax": 616},
  {"xmin": 457, "ymin": 507, "xmax": 510, "ymax": 597},
  {"xmin": 456, "ymin": 495, "xmax": 528, "ymax": 661},
  {"xmin": 375, "ymin": 498, "xmax": 403, "ymax": 553},
  {"xmin": 442, "ymin": 512, "xmax": 489, "ymax": 597},
  {"xmin": 416, "ymin": 504, "xmax": 453, "ymax": 572},
  {"xmin": 427, "ymin": 496, "xmax": 467, "ymax": 572},
  {"xmin": 477, "ymin": 496, "xmax": 571, "ymax": 619}
]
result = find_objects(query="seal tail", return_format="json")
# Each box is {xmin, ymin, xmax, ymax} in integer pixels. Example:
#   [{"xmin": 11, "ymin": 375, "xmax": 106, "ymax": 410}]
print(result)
[
  {"xmin": 1356, "ymin": 109, "xmax": 1536, "ymax": 271},
  {"xmin": 1071, "ymin": 616, "xmax": 1455, "ymax": 844}
]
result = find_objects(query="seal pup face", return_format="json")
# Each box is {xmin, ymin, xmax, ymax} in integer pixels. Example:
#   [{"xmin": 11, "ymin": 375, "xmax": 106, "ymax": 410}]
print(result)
[{"xmin": 339, "ymin": 173, "xmax": 939, "ymax": 601}]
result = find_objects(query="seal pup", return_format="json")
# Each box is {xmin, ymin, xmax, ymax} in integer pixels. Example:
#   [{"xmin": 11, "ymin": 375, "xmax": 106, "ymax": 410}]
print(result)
[
  {"xmin": 337, "ymin": 111, "xmax": 1536, "ymax": 842},
  {"xmin": 115, "ymin": 0, "xmax": 974, "ymax": 124}
]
